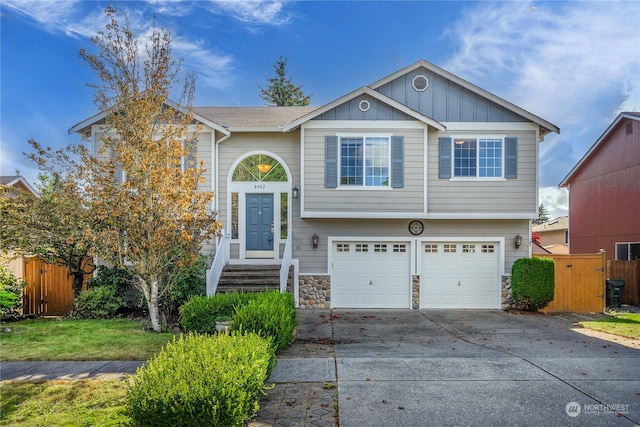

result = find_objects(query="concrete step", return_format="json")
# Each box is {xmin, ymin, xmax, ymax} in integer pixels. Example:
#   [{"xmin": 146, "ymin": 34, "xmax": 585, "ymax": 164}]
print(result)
[{"xmin": 216, "ymin": 264, "xmax": 288, "ymax": 293}]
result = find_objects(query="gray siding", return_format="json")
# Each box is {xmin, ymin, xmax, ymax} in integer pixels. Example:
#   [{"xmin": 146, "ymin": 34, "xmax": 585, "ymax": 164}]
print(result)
[
  {"xmin": 427, "ymin": 130, "xmax": 538, "ymax": 214},
  {"xmin": 303, "ymin": 127, "xmax": 425, "ymax": 214},
  {"xmin": 319, "ymin": 95, "xmax": 410, "ymax": 121},
  {"xmin": 217, "ymin": 132, "xmax": 301, "ymax": 229},
  {"xmin": 294, "ymin": 218, "xmax": 528, "ymax": 274},
  {"xmin": 377, "ymin": 66, "xmax": 529, "ymax": 124}
]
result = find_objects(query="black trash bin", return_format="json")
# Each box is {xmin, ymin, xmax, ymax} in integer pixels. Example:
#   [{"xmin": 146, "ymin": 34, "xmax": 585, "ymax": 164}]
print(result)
[{"xmin": 606, "ymin": 279, "xmax": 625, "ymax": 308}]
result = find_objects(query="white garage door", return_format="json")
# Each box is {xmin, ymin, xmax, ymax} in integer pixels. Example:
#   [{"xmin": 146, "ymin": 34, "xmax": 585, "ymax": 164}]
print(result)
[
  {"xmin": 421, "ymin": 242, "xmax": 499, "ymax": 309},
  {"xmin": 332, "ymin": 241, "xmax": 411, "ymax": 308}
]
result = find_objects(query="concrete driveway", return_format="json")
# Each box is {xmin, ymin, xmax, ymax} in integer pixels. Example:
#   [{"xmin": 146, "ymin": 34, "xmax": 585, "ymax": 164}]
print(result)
[{"xmin": 316, "ymin": 309, "xmax": 639, "ymax": 426}]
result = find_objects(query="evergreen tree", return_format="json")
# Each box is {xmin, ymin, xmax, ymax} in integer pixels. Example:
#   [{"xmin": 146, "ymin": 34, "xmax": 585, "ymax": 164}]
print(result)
[
  {"xmin": 259, "ymin": 56, "xmax": 311, "ymax": 106},
  {"xmin": 533, "ymin": 203, "xmax": 551, "ymax": 224}
]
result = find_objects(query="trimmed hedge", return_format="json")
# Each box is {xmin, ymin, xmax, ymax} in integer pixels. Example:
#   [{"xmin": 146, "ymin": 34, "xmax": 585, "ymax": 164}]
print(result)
[
  {"xmin": 126, "ymin": 332, "xmax": 275, "ymax": 427},
  {"xmin": 181, "ymin": 292, "xmax": 258, "ymax": 333},
  {"xmin": 511, "ymin": 257, "xmax": 555, "ymax": 311},
  {"xmin": 233, "ymin": 291, "xmax": 298, "ymax": 352}
]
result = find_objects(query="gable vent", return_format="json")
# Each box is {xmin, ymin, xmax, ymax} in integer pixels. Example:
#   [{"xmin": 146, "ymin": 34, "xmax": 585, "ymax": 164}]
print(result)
[
  {"xmin": 412, "ymin": 75, "xmax": 429, "ymax": 92},
  {"xmin": 626, "ymin": 121, "xmax": 633, "ymax": 135}
]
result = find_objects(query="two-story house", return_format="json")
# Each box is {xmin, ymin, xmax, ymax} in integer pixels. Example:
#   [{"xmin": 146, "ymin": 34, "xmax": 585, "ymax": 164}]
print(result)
[
  {"xmin": 560, "ymin": 112, "xmax": 640, "ymax": 261},
  {"xmin": 70, "ymin": 59, "xmax": 559, "ymax": 310}
]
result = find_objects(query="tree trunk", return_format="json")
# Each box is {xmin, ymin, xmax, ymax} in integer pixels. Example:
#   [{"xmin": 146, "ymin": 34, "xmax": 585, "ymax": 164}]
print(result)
[
  {"xmin": 72, "ymin": 272, "xmax": 84, "ymax": 297},
  {"xmin": 147, "ymin": 277, "xmax": 162, "ymax": 332}
]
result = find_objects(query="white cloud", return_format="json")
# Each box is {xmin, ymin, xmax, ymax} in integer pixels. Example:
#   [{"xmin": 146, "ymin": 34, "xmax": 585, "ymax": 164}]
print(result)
[
  {"xmin": 2, "ymin": 1, "xmax": 236, "ymax": 92},
  {"xmin": 539, "ymin": 186, "xmax": 568, "ymax": 219},
  {"xmin": 205, "ymin": 0, "xmax": 290, "ymax": 25},
  {"xmin": 444, "ymin": 0, "xmax": 640, "ymax": 189}
]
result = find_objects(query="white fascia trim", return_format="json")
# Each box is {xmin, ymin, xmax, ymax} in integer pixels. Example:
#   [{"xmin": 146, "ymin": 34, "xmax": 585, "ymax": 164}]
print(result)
[
  {"xmin": 427, "ymin": 212, "xmax": 536, "ymax": 220},
  {"xmin": 441, "ymin": 122, "xmax": 538, "ymax": 132},
  {"xmin": 227, "ymin": 127, "xmax": 286, "ymax": 133},
  {"xmin": 301, "ymin": 211, "xmax": 426, "ymax": 219},
  {"xmin": 301, "ymin": 120, "xmax": 428, "ymax": 130}
]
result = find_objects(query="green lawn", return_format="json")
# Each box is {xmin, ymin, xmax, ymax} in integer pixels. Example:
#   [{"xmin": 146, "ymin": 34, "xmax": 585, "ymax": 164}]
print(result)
[
  {"xmin": 0, "ymin": 380, "xmax": 130, "ymax": 426},
  {"xmin": 579, "ymin": 312, "xmax": 640, "ymax": 339},
  {"xmin": 0, "ymin": 318, "xmax": 177, "ymax": 361}
]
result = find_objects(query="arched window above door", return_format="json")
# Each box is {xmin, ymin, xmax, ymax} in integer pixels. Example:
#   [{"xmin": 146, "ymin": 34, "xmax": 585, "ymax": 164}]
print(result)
[{"xmin": 232, "ymin": 154, "xmax": 288, "ymax": 182}]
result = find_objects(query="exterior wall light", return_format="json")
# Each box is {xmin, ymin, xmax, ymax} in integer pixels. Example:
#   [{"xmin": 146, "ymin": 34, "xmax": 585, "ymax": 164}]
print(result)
[
  {"xmin": 514, "ymin": 233, "xmax": 523, "ymax": 249},
  {"xmin": 292, "ymin": 186, "xmax": 299, "ymax": 199},
  {"xmin": 312, "ymin": 233, "xmax": 319, "ymax": 248}
]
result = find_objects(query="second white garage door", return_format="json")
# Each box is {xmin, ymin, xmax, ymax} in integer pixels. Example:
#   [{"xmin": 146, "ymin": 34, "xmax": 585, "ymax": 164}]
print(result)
[
  {"xmin": 332, "ymin": 241, "xmax": 411, "ymax": 308},
  {"xmin": 420, "ymin": 242, "xmax": 500, "ymax": 309}
]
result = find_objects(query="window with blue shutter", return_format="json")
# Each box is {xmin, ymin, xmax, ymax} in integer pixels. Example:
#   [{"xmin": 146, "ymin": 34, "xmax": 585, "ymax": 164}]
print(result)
[
  {"xmin": 325, "ymin": 134, "xmax": 402, "ymax": 188},
  {"xmin": 440, "ymin": 136, "xmax": 516, "ymax": 179}
]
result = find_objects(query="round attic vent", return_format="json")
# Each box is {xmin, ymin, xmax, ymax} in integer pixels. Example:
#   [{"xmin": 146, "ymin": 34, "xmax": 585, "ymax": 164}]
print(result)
[
  {"xmin": 412, "ymin": 75, "xmax": 429, "ymax": 92},
  {"xmin": 359, "ymin": 99, "xmax": 371, "ymax": 112}
]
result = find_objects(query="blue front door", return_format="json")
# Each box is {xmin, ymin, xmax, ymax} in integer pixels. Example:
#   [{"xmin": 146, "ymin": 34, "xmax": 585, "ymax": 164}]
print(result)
[{"xmin": 246, "ymin": 194, "xmax": 274, "ymax": 256}]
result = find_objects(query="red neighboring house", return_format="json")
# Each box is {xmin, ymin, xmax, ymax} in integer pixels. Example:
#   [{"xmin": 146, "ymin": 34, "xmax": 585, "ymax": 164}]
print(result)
[{"xmin": 559, "ymin": 112, "xmax": 640, "ymax": 260}]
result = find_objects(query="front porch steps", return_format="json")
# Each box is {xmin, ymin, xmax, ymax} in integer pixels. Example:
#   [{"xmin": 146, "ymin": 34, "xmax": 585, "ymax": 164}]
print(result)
[{"xmin": 216, "ymin": 264, "xmax": 292, "ymax": 293}]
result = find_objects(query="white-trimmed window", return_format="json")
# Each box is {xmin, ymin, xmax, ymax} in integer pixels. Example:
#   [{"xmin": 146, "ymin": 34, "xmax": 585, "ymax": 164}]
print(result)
[
  {"xmin": 325, "ymin": 135, "xmax": 404, "ymax": 189},
  {"xmin": 340, "ymin": 136, "xmax": 390, "ymax": 186},
  {"xmin": 454, "ymin": 138, "xmax": 503, "ymax": 178},
  {"xmin": 439, "ymin": 136, "xmax": 517, "ymax": 180}
]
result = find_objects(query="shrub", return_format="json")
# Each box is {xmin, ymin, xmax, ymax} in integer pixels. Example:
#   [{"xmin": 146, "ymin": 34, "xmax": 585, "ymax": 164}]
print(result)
[
  {"xmin": 181, "ymin": 292, "xmax": 257, "ymax": 334},
  {"xmin": 162, "ymin": 254, "xmax": 208, "ymax": 316},
  {"xmin": 126, "ymin": 332, "xmax": 275, "ymax": 427},
  {"xmin": 511, "ymin": 257, "xmax": 555, "ymax": 311},
  {"xmin": 87, "ymin": 265, "xmax": 134, "ymax": 298},
  {"xmin": 73, "ymin": 286, "xmax": 123, "ymax": 319},
  {"xmin": 233, "ymin": 291, "xmax": 298, "ymax": 352},
  {"xmin": 0, "ymin": 265, "xmax": 25, "ymax": 316}
]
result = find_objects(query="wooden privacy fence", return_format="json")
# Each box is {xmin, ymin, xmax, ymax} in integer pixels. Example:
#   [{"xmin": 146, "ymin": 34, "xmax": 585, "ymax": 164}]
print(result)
[
  {"xmin": 534, "ymin": 253, "xmax": 606, "ymax": 313},
  {"xmin": 23, "ymin": 258, "xmax": 92, "ymax": 316},
  {"xmin": 607, "ymin": 259, "xmax": 640, "ymax": 306}
]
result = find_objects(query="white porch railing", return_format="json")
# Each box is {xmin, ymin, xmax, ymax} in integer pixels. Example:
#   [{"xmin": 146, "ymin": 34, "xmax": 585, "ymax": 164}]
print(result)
[
  {"xmin": 279, "ymin": 236, "xmax": 292, "ymax": 293},
  {"xmin": 206, "ymin": 231, "xmax": 230, "ymax": 296}
]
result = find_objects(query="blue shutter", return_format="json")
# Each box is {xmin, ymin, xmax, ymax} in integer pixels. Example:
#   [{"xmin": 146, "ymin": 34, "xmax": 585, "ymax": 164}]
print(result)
[
  {"xmin": 438, "ymin": 137, "xmax": 452, "ymax": 179},
  {"xmin": 325, "ymin": 136, "xmax": 338, "ymax": 188},
  {"xmin": 390, "ymin": 136, "xmax": 404, "ymax": 188},
  {"xmin": 505, "ymin": 137, "xmax": 518, "ymax": 179}
]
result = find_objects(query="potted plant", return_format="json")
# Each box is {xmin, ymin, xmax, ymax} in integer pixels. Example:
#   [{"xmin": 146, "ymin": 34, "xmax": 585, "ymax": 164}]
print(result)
[{"xmin": 215, "ymin": 315, "xmax": 232, "ymax": 333}]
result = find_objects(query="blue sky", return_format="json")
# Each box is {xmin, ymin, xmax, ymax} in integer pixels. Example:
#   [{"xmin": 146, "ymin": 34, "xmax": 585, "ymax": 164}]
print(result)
[{"xmin": 1, "ymin": 0, "xmax": 639, "ymax": 218}]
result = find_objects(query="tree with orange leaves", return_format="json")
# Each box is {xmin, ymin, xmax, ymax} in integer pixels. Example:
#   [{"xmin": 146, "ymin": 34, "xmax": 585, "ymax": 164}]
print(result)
[{"xmin": 77, "ymin": 7, "xmax": 220, "ymax": 331}]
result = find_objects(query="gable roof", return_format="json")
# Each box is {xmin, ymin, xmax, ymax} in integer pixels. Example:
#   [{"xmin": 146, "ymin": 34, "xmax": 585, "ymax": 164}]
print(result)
[
  {"xmin": 370, "ymin": 59, "xmax": 560, "ymax": 137},
  {"xmin": 282, "ymin": 86, "xmax": 446, "ymax": 132},
  {"xmin": 68, "ymin": 99, "xmax": 231, "ymax": 138},
  {"xmin": 194, "ymin": 106, "xmax": 317, "ymax": 131},
  {"xmin": 559, "ymin": 112, "xmax": 640, "ymax": 187},
  {"xmin": 532, "ymin": 216, "xmax": 569, "ymax": 233},
  {"xmin": 0, "ymin": 176, "xmax": 38, "ymax": 196}
]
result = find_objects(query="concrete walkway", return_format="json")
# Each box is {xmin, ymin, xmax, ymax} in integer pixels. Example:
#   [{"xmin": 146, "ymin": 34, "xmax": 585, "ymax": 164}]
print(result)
[{"xmin": 2, "ymin": 310, "xmax": 639, "ymax": 426}]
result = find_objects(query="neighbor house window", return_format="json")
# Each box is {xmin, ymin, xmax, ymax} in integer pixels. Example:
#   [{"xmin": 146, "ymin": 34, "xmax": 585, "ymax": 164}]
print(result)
[
  {"xmin": 453, "ymin": 138, "xmax": 503, "ymax": 177},
  {"xmin": 340, "ymin": 136, "xmax": 390, "ymax": 186},
  {"xmin": 616, "ymin": 242, "xmax": 640, "ymax": 260}
]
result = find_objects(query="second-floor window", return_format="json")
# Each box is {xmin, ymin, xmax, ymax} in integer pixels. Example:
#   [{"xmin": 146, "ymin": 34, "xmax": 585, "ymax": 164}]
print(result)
[
  {"xmin": 453, "ymin": 138, "xmax": 503, "ymax": 178},
  {"xmin": 340, "ymin": 136, "xmax": 390, "ymax": 186},
  {"xmin": 438, "ymin": 136, "xmax": 518, "ymax": 180}
]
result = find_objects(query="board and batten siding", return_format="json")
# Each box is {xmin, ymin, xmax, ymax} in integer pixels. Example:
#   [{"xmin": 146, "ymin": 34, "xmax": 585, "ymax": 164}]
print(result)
[
  {"xmin": 294, "ymin": 218, "xmax": 528, "ymax": 275},
  {"xmin": 376, "ymin": 67, "xmax": 529, "ymax": 124},
  {"xmin": 427, "ymin": 129, "xmax": 538, "ymax": 215},
  {"xmin": 216, "ymin": 132, "xmax": 301, "ymax": 230},
  {"xmin": 302, "ymin": 126, "xmax": 425, "ymax": 215}
]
